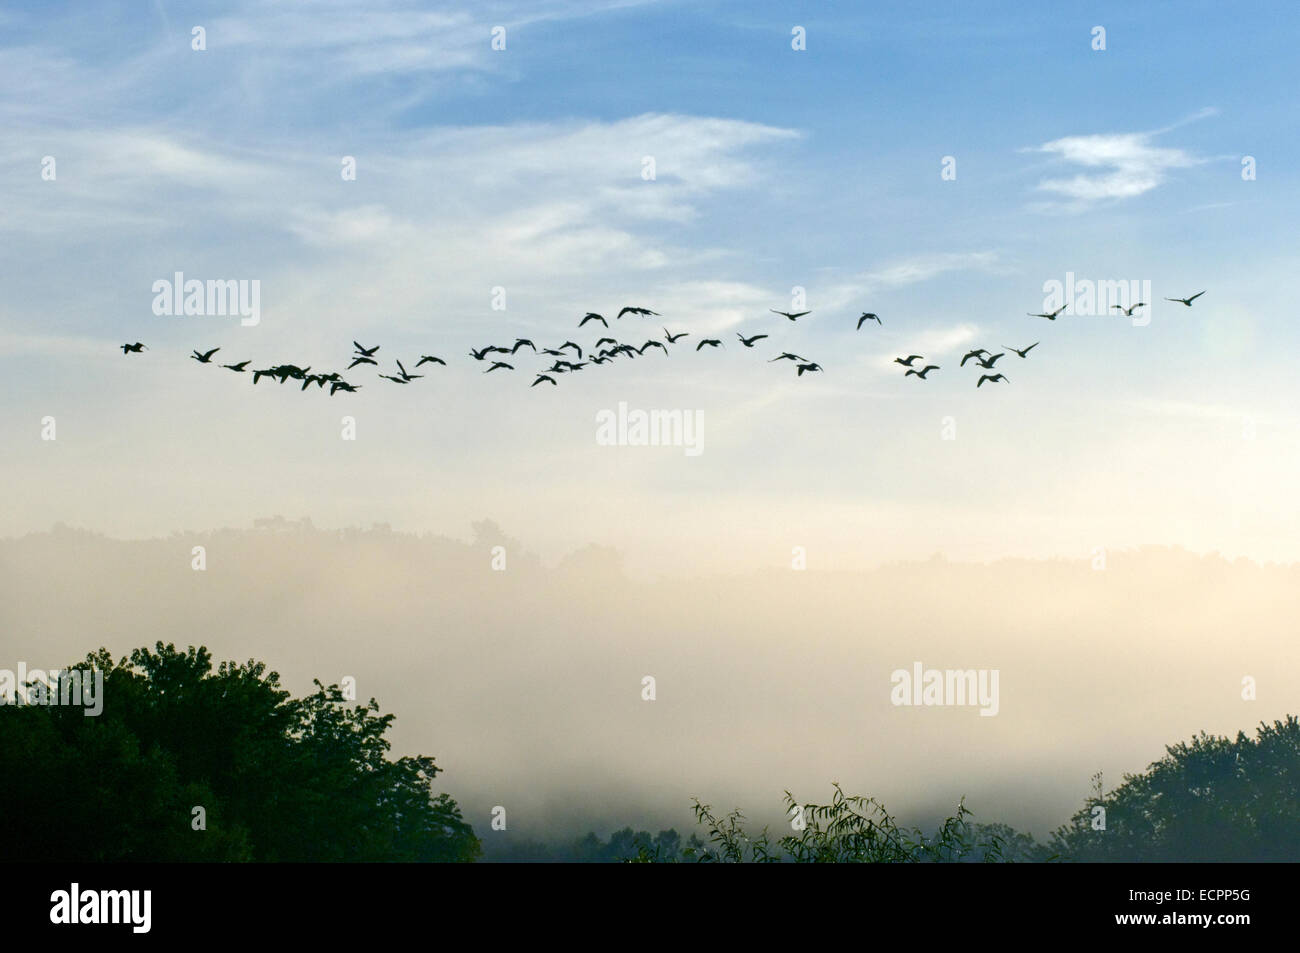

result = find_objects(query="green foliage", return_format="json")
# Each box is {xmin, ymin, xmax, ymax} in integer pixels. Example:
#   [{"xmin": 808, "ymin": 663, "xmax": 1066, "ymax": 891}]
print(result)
[
  {"xmin": 1051, "ymin": 716, "xmax": 1300, "ymax": 862},
  {"xmin": 0, "ymin": 642, "xmax": 480, "ymax": 862}
]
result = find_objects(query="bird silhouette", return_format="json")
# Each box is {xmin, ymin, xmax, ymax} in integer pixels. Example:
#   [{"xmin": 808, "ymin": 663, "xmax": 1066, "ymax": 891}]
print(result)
[
  {"xmin": 738, "ymin": 333, "xmax": 769, "ymax": 347},
  {"xmin": 960, "ymin": 349, "xmax": 989, "ymax": 367},
  {"xmin": 795, "ymin": 362, "xmax": 823, "ymax": 376},
  {"xmin": 1028, "ymin": 306, "xmax": 1067, "ymax": 320},
  {"xmin": 1005, "ymin": 342, "xmax": 1038, "ymax": 358},
  {"xmin": 894, "ymin": 355, "xmax": 924, "ymax": 367},
  {"xmin": 905, "ymin": 365, "xmax": 939, "ymax": 378},
  {"xmin": 664, "ymin": 329, "xmax": 689, "ymax": 344},
  {"xmin": 329, "ymin": 381, "xmax": 360, "ymax": 395},
  {"xmin": 696, "ymin": 338, "xmax": 723, "ymax": 350},
  {"xmin": 396, "ymin": 360, "xmax": 422, "ymax": 381},
  {"xmin": 484, "ymin": 361, "xmax": 514, "ymax": 373},
  {"xmin": 974, "ymin": 353, "xmax": 1006, "ymax": 369},
  {"xmin": 559, "ymin": 341, "xmax": 583, "ymax": 358},
  {"xmin": 378, "ymin": 374, "xmax": 409, "ymax": 384},
  {"xmin": 353, "ymin": 341, "xmax": 380, "ymax": 357},
  {"xmin": 1165, "ymin": 291, "xmax": 1206, "ymax": 307},
  {"xmin": 532, "ymin": 374, "xmax": 557, "ymax": 387},
  {"xmin": 469, "ymin": 346, "xmax": 494, "ymax": 361},
  {"xmin": 769, "ymin": 352, "xmax": 806, "ymax": 363},
  {"xmin": 415, "ymin": 355, "xmax": 445, "ymax": 367},
  {"xmin": 221, "ymin": 360, "xmax": 250, "ymax": 372},
  {"xmin": 617, "ymin": 307, "xmax": 659, "ymax": 319},
  {"xmin": 771, "ymin": 309, "xmax": 810, "ymax": 321},
  {"xmin": 579, "ymin": 313, "xmax": 608, "ymax": 328},
  {"xmin": 191, "ymin": 347, "xmax": 220, "ymax": 363},
  {"xmin": 511, "ymin": 338, "xmax": 537, "ymax": 354},
  {"xmin": 120, "ymin": 342, "xmax": 147, "ymax": 354},
  {"xmin": 639, "ymin": 340, "xmax": 669, "ymax": 355},
  {"xmin": 856, "ymin": 312, "xmax": 881, "ymax": 329},
  {"xmin": 1112, "ymin": 303, "xmax": 1146, "ymax": 317},
  {"xmin": 977, "ymin": 373, "xmax": 1009, "ymax": 387}
]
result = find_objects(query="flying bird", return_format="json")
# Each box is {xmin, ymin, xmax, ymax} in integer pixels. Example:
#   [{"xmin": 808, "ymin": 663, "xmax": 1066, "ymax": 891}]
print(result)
[
  {"xmin": 594, "ymin": 337, "xmax": 618, "ymax": 349},
  {"xmin": 532, "ymin": 374, "xmax": 557, "ymax": 387},
  {"xmin": 1165, "ymin": 291, "xmax": 1206, "ymax": 307},
  {"xmin": 738, "ymin": 333, "xmax": 769, "ymax": 347},
  {"xmin": 1028, "ymin": 305, "xmax": 1067, "ymax": 320},
  {"xmin": 353, "ymin": 341, "xmax": 380, "ymax": 357},
  {"xmin": 771, "ymin": 309, "xmax": 810, "ymax": 321},
  {"xmin": 559, "ymin": 341, "xmax": 583, "ymax": 358},
  {"xmin": 856, "ymin": 312, "xmax": 881, "ymax": 329},
  {"xmin": 1004, "ymin": 342, "xmax": 1039, "ymax": 358},
  {"xmin": 120, "ymin": 342, "xmax": 147, "ymax": 354},
  {"xmin": 415, "ymin": 355, "xmax": 445, "ymax": 367},
  {"xmin": 905, "ymin": 365, "xmax": 939, "ymax": 378},
  {"xmin": 221, "ymin": 361, "xmax": 250, "ymax": 372},
  {"xmin": 378, "ymin": 374, "xmax": 409, "ymax": 384},
  {"xmin": 191, "ymin": 347, "xmax": 220, "ymax": 363},
  {"xmin": 664, "ymin": 329, "xmax": 689, "ymax": 344},
  {"xmin": 977, "ymin": 373, "xmax": 1009, "ymax": 387},
  {"xmin": 894, "ymin": 355, "xmax": 924, "ymax": 367},
  {"xmin": 1112, "ymin": 303, "xmax": 1146, "ymax": 317},
  {"xmin": 484, "ymin": 361, "xmax": 514, "ymax": 373},
  {"xmin": 960, "ymin": 349, "xmax": 989, "ymax": 367},
  {"xmin": 396, "ymin": 360, "xmax": 421, "ymax": 381},
  {"xmin": 769, "ymin": 352, "xmax": 806, "ymax": 363},
  {"xmin": 348, "ymin": 355, "xmax": 378, "ymax": 369},
  {"xmin": 696, "ymin": 338, "xmax": 723, "ymax": 351},
  {"xmin": 795, "ymin": 363, "xmax": 823, "ymax": 376},
  {"xmin": 617, "ymin": 307, "xmax": 659, "ymax": 319},
  {"xmin": 511, "ymin": 338, "xmax": 537, "ymax": 354},
  {"xmin": 639, "ymin": 340, "xmax": 669, "ymax": 355},
  {"xmin": 579, "ymin": 313, "xmax": 608, "ymax": 328},
  {"xmin": 974, "ymin": 353, "xmax": 1006, "ymax": 369},
  {"xmin": 329, "ymin": 381, "xmax": 360, "ymax": 395}
]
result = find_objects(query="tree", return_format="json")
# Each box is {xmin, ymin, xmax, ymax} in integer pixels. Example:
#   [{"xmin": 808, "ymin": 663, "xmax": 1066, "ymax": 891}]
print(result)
[{"xmin": 0, "ymin": 642, "xmax": 479, "ymax": 862}]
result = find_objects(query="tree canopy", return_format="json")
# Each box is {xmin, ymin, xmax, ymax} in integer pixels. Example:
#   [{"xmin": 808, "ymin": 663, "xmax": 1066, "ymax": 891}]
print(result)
[{"xmin": 0, "ymin": 642, "xmax": 479, "ymax": 862}]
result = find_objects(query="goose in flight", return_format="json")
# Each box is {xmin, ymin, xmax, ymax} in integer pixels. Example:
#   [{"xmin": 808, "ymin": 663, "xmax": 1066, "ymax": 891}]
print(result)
[
  {"xmin": 905, "ymin": 365, "xmax": 939, "ymax": 378},
  {"xmin": 976, "ymin": 373, "xmax": 1009, "ymax": 387},
  {"xmin": 1028, "ymin": 305, "xmax": 1067, "ymax": 320},
  {"xmin": 415, "ymin": 355, "xmax": 445, "ymax": 367},
  {"xmin": 484, "ymin": 361, "xmax": 514, "ymax": 373},
  {"xmin": 532, "ymin": 374, "xmax": 558, "ymax": 387},
  {"xmin": 1004, "ymin": 342, "xmax": 1038, "ymax": 358},
  {"xmin": 974, "ymin": 352, "xmax": 1005, "ymax": 369},
  {"xmin": 639, "ymin": 340, "xmax": 669, "ymax": 355},
  {"xmin": 769, "ymin": 352, "xmax": 806, "ymax": 363},
  {"xmin": 120, "ymin": 342, "xmax": 147, "ymax": 354},
  {"xmin": 856, "ymin": 312, "xmax": 882, "ymax": 329},
  {"xmin": 396, "ymin": 360, "xmax": 422, "ymax": 381},
  {"xmin": 894, "ymin": 354, "xmax": 924, "ymax": 367},
  {"xmin": 664, "ymin": 329, "xmax": 689, "ymax": 344},
  {"xmin": 617, "ymin": 307, "xmax": 659, "ymax": 319},
  {"xmin": 353, "ymin": 341, "xmax": 380, "ymax": 357},
  {"xmin": 191, "ymin": 347, "xmax": 220, "ymax": 363},
  {"xmin": 348, "ymin": 354, "xmax": 378, "ymax": 369},
  {"xmin": 511, "ymin": 338, "xmax": 537, "ymax": 354},
  {"xmin": 960, "ymin": 348, "xmax": 989, "ymax": 367},
  {"xmin": 378, "ymin": 374, "xmax": 409, "ymax": 384},
  {"xmin": 469, "ymin": 346, "xmax": 494, "ymax": 361},
  {"xmin": 770, "ymin": 309, "xmax": 810, "ymax": 321},
  {"xmin": 579, "ymin": 313, "xmax": 608, "ymax": 328},
  {"xmin": 1165, "ymin": 291, "xmax": 1206, "ymax": 307},
  {"xmin": 795, "ymin": 362, "xmax": 823, "ymax": 376},
  {"xmin": 696, "ymin": 338, "xmax": 723, "ymax": 351},
  {"xmin": 301, "ymin": 374, "xmax": 328, "ymax": 390},
  {"xmin": 559, "ymin": 341, "xmax": 583, "ymax": 358},
  {"xmin": 594, "ymin": 337, "xmax": 618, "ymax": 349},
  {"xmin": 1111, "ymin": 302, "xmax": 1146, "ymax": 317},
  {"xmin": 329, "ymin": 381, "xmax": 360, "ymax": 395},
  {"xmin": 221, "ymin": 360, "xmax": 250, "ymax": 372},
  {"xmin": 252, "ymin": 368, "xmax": 278, "ymax": 384},
  {"xmin": 738, "ymin": 333, "xmax": 769, "ymax": 347}
]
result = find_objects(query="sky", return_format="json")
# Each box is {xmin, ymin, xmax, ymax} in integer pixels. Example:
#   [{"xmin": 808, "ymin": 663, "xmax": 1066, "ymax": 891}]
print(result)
[
  {"xmin": 2, "ymin": 0, "xmax": 1298, "ymax": 849},
  {"xmin": 3, "ymin": 0, "xmax": 1299, "ymax": 571}
]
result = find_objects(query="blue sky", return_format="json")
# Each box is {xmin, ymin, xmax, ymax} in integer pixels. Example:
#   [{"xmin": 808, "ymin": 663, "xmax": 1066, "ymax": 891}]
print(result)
[{"xmin": 2, "ymin": 0, "xmax": 1297, "ymax": 569}]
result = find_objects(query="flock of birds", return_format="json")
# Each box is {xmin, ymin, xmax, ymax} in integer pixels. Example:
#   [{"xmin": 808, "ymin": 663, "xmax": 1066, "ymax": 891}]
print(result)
[{"xmin": 119, "ymin": 292, "xmax": 1207, "ymax": 394}]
